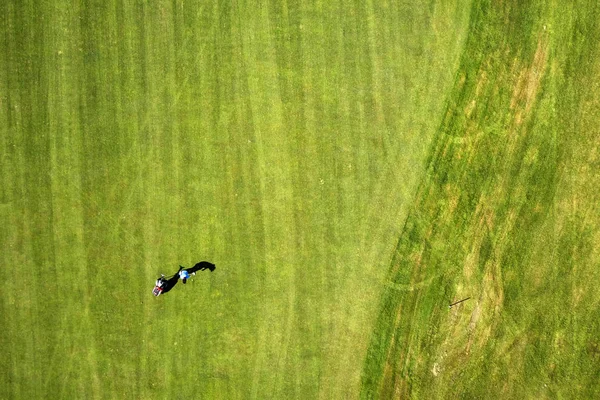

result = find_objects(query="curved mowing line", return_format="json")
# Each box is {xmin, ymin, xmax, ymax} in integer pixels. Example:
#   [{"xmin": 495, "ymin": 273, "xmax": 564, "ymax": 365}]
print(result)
[{"xmin": 359, "ymin": 0, "xmax": 596, "ymax": 397}]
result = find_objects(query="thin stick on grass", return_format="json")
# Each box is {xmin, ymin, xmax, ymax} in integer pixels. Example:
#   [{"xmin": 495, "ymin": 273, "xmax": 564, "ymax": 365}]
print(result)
[{"xmin": 449, "ymin": 297, "xmax": 471, "ymax": 308}]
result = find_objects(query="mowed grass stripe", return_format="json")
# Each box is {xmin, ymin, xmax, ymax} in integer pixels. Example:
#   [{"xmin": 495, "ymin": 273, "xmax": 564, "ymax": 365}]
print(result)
[
  {"xmin": 271, "ymin": 1, "xmax": 331, "ymax": 395},
  {"xmin": 238, "ymin": 2, "xmax": 296, "ymax": 396},
  {"xmin": 79, "ymin": 3, "xmax": 148, "ymax": 398},
  {"xmin": 50, "ymin": 1, "xmax": 108, "ymax": 396},
  {"xmin": 0, "ymin": 4, "xmax": 19, "ymax": 396},
  {"xmin": 4, "ymin": 2, "xmax": 73, "ymax": 398},
  {"xmin": 251, "ymin": 2, "xmax": 310, "ymax": 396},
  {"xmin": 4, "ymin": 0, "xmax": 91, "ymax": 397}
]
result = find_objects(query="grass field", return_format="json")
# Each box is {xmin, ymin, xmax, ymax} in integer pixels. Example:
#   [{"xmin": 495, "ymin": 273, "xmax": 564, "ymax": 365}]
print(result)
[
  {"xmin": 362, "ymin": 0, "xmax": 600, "ymax": 399},
  {"xmin": 1, "ymin": 0, "xmax": 599, "ymax": 399}
]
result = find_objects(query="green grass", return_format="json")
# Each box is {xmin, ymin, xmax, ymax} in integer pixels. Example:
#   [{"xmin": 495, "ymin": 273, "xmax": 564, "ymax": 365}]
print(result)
[
  {"xmin": 0, "ymin": 0, "xmax": 471, "ymax": 398},
  {"xmin": 2, "ymin": 0, "xmax": 599, "ymax": 399},
  {"xmin": 361, "ymin": 0, "xmax": 600, "ymax": 398}
]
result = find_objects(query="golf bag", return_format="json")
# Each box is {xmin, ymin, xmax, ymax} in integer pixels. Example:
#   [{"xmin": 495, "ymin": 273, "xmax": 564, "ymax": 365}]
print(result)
[{"xmin": 152, "ymin": 273, "xmax": 179, "ymax": 297}]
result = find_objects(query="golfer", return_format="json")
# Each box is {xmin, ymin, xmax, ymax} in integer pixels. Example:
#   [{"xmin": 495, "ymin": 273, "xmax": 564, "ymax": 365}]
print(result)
[
  {"xmin": 179, "ymin": 261, "xmax": 216, "ymax": 284},
  {"xmin": 153, "ymin": 262, "xmax": 216, "ymax": 296}
]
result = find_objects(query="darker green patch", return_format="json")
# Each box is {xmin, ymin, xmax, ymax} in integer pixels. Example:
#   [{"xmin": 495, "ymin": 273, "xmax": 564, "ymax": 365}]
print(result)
[{"xmin": 361, "ymin": 0, "xmax": 600, "ymax": 398}]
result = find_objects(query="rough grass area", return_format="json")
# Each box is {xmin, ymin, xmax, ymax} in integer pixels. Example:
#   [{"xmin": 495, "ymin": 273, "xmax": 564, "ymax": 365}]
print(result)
[{"xmin": 361, "ymin": 0, "xmax": 600, "ymax": 398}]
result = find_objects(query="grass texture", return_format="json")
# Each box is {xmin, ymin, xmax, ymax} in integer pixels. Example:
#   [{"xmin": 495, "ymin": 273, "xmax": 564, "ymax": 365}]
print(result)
[
  {"xmin": 0, "ymin": 0, "xmax": 469, "ymax": 398},
  {"xmin": 1, "ymin": 0, "xmax": 599, "ymax": 399},
  {"xmin": 361, "ymin": 0, "xmax": 600, "ymax": 398}
]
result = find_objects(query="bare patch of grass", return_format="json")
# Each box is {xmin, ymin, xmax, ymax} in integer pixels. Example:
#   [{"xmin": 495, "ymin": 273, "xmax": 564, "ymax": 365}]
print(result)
[{"xmin": 510, "ymin": 35, "xmax": 549, "ymax": 126}]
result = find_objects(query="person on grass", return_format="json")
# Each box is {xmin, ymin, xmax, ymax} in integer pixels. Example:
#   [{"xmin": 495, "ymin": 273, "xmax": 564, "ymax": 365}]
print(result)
[
  {"xmin": 179, "ymin": 261, "xmax": 216, "ymax": 284},
  {"xmin": 153, "ymin": 262, "xmax": 216, "ymax": 296}
]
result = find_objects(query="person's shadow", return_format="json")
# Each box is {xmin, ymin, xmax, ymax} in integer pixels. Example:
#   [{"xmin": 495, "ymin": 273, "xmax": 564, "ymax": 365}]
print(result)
[
  {"xmin": 159, "ymin": 261, "xmax": 216, "ymax": 293},
  {"xmin": 186, "ymin": 261, "xmax": 216, "ymax": 274},
  {"xmin": 180, "ymin": 261, "xmax": 216, "ymax": 284},
  {"xmin": 160, "ymin": 273, "xmax": 180, "ymax": 294}
]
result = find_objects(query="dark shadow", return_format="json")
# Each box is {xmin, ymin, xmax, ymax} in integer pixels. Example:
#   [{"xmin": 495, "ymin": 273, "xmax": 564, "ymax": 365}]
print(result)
[
  {"xmin": 160, "ymin": 271, "xmax": 181, "ymax": 294},
  {"xmin": 186, "ymin": 261, "xmax": 216, "ymax": 274}
]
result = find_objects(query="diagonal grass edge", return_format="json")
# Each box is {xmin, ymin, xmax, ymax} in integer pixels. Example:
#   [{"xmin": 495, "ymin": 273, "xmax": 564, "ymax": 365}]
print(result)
[{"xmin": 360, "ymin": 0, "xmax": 600, "ymax": 398}]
